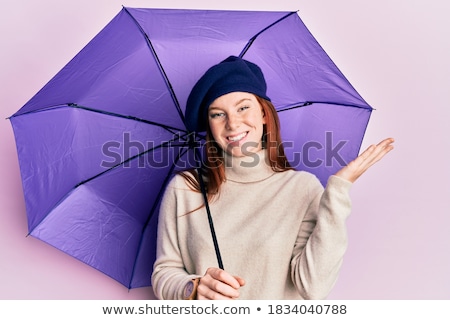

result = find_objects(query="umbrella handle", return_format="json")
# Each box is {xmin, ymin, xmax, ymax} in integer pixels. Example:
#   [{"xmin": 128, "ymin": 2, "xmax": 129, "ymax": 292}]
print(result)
[
  {"xmin": 196, "ymin": 167, "xmax": 224, "ymax": 270},
  {"xmin": 194, "ymin": 150, "xmax": 224, "ymax": 270}
]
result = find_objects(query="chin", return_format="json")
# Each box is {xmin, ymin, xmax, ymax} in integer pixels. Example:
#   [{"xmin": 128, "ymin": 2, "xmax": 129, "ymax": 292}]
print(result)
[{"xmin": 227, "ymin": 146, "xmax": 262, "ymax": 158}]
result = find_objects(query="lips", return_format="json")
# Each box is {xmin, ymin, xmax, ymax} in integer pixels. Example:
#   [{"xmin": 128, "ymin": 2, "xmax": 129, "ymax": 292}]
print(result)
[{"xmin": 227, "ymin": 131, "xmax": 248, "ymax": 142}]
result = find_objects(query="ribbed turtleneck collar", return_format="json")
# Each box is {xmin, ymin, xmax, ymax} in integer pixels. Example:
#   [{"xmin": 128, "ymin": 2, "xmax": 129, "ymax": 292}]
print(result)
[{"xmin": 224, "ymin": 150, "xmax": 275, "ymax": 183}]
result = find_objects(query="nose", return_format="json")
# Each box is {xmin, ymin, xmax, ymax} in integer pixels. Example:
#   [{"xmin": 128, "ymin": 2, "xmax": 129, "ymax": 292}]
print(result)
[{"xmin": 225, "ymin": 113, "xmax": 240, "ymax": 130}]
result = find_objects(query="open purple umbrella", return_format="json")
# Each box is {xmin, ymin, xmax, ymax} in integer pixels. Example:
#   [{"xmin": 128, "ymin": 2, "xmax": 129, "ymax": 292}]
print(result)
[{"xmin": 9, "ymin": 7, "xmax": 372, "ymax": 289}]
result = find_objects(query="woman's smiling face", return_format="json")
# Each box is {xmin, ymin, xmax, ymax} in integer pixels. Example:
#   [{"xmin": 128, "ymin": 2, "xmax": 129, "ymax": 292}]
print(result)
[{"xmin": 208, "ymin": 91, "xmax": 266, "ymax": 157}]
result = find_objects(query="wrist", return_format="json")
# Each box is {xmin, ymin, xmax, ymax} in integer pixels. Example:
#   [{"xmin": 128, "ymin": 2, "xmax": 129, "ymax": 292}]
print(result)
[{"xmin": 183, "ymin": 277, "xmax": 201, "ymax": 300}]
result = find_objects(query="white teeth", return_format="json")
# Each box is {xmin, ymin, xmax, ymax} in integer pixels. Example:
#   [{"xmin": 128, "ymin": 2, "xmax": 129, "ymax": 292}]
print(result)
[{"xmin": 228, "ymin": 132, "xmax": 247, "ymax": 142}]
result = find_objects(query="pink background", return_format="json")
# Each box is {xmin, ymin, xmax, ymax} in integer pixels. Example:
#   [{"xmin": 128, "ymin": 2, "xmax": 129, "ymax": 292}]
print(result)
[{"xmin": 1, "ymin": 0, "xmax": 449, "ymax": 299}]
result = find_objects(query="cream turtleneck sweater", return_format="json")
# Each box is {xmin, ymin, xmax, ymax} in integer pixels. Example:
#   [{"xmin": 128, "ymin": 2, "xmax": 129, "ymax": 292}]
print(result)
[{"xmin": 152, "ymin": 150, "xmax": 352, "ymax": 300}]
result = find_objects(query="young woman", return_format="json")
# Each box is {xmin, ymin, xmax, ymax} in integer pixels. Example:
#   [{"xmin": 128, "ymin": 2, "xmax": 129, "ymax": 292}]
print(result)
[{"xmin": 151, "ymin": 56, "xmax": 394, "ymax": 300}]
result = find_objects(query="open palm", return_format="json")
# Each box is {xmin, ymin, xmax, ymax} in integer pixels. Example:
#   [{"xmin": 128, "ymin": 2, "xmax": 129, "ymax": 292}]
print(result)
[{"xmin": 335, "ymin": 138, "xmax": 395, "ymax": 183}]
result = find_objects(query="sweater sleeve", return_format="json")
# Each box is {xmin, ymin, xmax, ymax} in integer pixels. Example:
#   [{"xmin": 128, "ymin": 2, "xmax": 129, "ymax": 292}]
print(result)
[
  {"xmin": 290, "ymin": 175, "xmax": 353, "ymax": 299},
  {"xmin": 151, "ymin": 176, "xmax": 201, "ymax": 300}
]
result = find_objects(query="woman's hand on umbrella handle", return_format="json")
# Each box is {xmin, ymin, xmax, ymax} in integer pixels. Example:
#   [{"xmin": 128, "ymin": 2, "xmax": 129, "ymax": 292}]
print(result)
[
  {"xmin": 196, "ymin": 267, "xmax": 246, "ymax": 300},
  {"xmin": 335, "ymin": 137, "xmax": 395, "ymax": 183}
]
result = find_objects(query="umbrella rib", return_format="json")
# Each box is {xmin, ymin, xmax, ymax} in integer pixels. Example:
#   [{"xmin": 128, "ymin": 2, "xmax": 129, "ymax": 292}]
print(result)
[
  {"xmin": 144, "ymin": 146, "xmax": 190, "ymax": 227},
  {"xmin": 122, "ymin": 7, "xmax": 187, "ymax": 130},
  {"xmin": 239, "ymin": 11, "xmax": 298, "ymax": 57},
  {"xmin": 8, "ymin": 104, "xmax": 67, "ymax": 119},
  {"xmin": 9, "ymin": 103, "xmax": 186, "ymax": 134},
  {"xmin": 277, "ymin": 101, "xmax": 374, "ymax": 113},
  {"xmin": 24, "ymin": 137, "xmax": 170, "ymax": 234},
  {"xmin": 68, "ymin": 103, "xmax": 187, "ymax": 134},
  {"xmin": 74, "ymin": 135, "xmax": 187, "ymax": 188},
  {"xmin": 25, "ymin": 142, "xmax": 151, "ymax": 234},
  {"xmin": 128, "ymin": 145, "xmax": 191, "ymax": 288}
]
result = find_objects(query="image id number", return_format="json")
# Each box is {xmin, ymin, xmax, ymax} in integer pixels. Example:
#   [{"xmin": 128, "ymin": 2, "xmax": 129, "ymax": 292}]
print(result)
[{"xmin": 268, "ymin": 304, "xmax": 347, "ymax": 315}]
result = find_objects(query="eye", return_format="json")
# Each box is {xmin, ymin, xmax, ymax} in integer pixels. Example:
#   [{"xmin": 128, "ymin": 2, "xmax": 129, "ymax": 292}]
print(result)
[
  {"xmin": 238, "ymin": 105, "xmax": 250, "ymax": 112},
  {"xmin": 209, "ymin": 111, "xmax": 225, "ymax": 119}
]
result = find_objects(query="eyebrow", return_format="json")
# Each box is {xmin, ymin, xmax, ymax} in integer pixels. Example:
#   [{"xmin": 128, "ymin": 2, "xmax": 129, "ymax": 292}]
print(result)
[
  {"xmin": 234, "ymin": 98, "xmax": 252, "ymax": 106},
  {"xmin": 209, "ymin": 98, "xmax": 252, "ymax": 110}
]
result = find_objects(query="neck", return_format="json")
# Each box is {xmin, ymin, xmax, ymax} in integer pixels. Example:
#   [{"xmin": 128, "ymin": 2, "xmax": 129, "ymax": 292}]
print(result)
[{"xmin": 224, "ymin": 150, "xmax": 275, "ymax": 183}]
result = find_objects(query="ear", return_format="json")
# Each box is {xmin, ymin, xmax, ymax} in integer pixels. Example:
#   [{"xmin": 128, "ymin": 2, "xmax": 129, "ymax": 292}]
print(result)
[{"xmin": 261, "ymin": 107, "xmax": 267, "ymax": 124}]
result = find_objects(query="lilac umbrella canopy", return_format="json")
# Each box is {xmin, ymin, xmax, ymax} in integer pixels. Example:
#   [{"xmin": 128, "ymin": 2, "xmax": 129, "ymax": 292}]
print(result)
[{"xmin": 9, "ymin": 7, "xmax": 372, "ymax": 289}]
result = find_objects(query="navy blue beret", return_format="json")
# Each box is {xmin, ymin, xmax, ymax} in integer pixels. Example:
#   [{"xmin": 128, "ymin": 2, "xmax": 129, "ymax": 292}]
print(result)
[{"xmin": 185, "ymin": 56, "xmax": 271, "ymax": 132}]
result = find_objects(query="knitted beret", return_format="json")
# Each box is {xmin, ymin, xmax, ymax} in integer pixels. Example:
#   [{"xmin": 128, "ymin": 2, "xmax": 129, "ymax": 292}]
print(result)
[{"xmin": 185, "ymin": 56, "xmax": 271, "ymax": 132}]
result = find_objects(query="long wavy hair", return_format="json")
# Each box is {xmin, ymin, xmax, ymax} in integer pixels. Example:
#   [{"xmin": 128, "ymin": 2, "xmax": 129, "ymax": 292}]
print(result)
[{"xmin": 180, "ymin": 95, "xmax": 293, "ymax": 201}]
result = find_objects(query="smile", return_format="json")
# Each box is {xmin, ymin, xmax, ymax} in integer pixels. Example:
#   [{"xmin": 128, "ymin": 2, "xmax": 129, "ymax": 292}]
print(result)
[{"xmin": 227, "ymin": 132, "xmax": 248, "ymax": 142}]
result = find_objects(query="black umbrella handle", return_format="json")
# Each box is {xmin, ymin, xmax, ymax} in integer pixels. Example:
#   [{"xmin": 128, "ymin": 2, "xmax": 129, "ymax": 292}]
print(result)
[{"xmin": 196, "ymin": 167, "xmax": 224, "ymax": 270}]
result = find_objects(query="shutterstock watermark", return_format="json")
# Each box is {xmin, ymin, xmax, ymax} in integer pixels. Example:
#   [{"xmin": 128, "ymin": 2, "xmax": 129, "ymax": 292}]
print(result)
[
  {"xmin": 100, "ymin": 131, "xmax": 349, "ymax": 169},
  {"xmin": 282, "ymin": 131, "xmax": 347, "ymax": 168}
]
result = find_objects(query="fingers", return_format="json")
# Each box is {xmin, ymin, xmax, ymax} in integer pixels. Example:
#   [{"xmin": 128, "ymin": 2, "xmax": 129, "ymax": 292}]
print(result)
[
  {"xmin": 335, "ymin": 137, "xmax": 394, "ymax": 183},
  {"xmin": 197, "ymin": 268, "xmax": 245, "ymax": 300},
  {"xmin": 360, "ymin": 138, "xmax": 395, "ymax": 167},
  {"xmin": 234, "ymin": 275, "xmax": 246, "ymax": 287}
]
